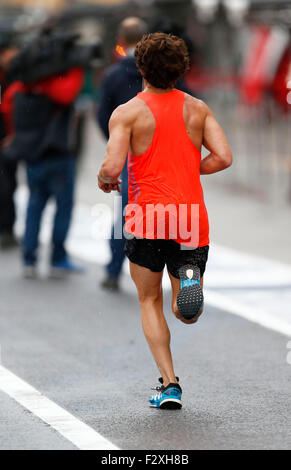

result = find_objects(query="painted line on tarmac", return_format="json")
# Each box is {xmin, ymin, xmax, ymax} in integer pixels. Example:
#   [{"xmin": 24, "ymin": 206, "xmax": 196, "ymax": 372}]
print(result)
[
  {"xmin": 16, "ymin": 188, "xmax": 291, "ymax": 338},
  {"xmin": 205, "ymin": 289, "xmax": 291, "ymax": 338},
  {"xmin": 0, "ymin": 365, "xmax": 119, "ymax": 450}
]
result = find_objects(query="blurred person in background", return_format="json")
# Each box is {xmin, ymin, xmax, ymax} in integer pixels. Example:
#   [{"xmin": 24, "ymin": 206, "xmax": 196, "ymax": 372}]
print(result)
[
  {"xmin": 97, "ymin": 17, "xmax": 147, "ymax": 291},
  {"xmin": 23, "ymin": 69, "xmax": 85, "ymax": 279},
  {"xmin": 3, "ymin": 39, "xmax": 86, "ymax": 279},
  {"xmin": 0, "ymin": 37, "xmax": 19, "ymax": 250}
]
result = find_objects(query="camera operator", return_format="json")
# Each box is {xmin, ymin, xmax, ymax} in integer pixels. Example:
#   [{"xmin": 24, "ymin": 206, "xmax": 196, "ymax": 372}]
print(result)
[
  {"xmin": 4, "ymin": 37, "xmax": 86, "ymax": 278},
  {"xmin": 0, "ymin": 37, "xmax": 19, "ymax": 250},
  {"xmin": 27, "ymin": 68, "xmax": 87, "ymax": 279}
]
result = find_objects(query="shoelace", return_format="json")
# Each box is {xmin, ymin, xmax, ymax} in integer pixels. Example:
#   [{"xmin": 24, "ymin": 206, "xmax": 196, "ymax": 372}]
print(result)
[
  {"xmin": 150, "ymin": 385, "xmax": 165, "ymax": 401},
  {"xmin": 151, "ymin": 386, "xmax": 165, "ymax": 392}
]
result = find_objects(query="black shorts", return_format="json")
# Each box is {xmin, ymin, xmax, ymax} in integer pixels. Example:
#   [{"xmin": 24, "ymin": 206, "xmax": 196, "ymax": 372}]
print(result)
[{"xmin": 125, "ymin": 238, "xmax": 209, "ymax": 279}]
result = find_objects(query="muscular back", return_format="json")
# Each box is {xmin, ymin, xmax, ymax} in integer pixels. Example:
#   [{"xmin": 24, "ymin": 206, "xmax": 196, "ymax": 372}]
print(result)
[
  {"xmin": 99, "ymin": 88, "xmax": 232, "ymax": 188},
  {"xmin": 127, "ymin": 92, "xmax": 207, "ymax": 156}
]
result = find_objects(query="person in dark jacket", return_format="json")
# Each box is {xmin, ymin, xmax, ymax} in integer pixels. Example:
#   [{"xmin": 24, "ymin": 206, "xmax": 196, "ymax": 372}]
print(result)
[
  {"xmin": 97, "ymin": 17, "xmax": 147, "ymax": 291},
  {"xmin": 0, "ymin": 40, "xmax": 19, "ymax": 250},
  {"xmin": 5, "ymin": 67, "xmax": 85, "ymax": 278},
  {"xmin": 24, "ymin": 68, "xmax": 85, "ymax": 279}
]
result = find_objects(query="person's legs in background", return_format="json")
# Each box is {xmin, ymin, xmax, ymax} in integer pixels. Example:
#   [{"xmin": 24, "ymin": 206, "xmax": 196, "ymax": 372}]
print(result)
[
  {"xmin": 23, "ymin": 163, "xmax": 49, "ymax": 277},
  {"xmin": 49, "ymin": 157, "xmax": 84, "ymax": 277},
  {"xmin": 102, "ymin": 163, "xmax": 128, "ymax": 291},
  {"xmin": 0, "ymin": 158, "xmax": 18, "ymax": 249}
]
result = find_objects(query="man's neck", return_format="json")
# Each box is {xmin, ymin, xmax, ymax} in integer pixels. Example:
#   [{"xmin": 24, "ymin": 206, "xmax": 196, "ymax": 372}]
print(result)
[{"xmin": 143, "ymin": 83, "xmax": 175, "ymax": 95}]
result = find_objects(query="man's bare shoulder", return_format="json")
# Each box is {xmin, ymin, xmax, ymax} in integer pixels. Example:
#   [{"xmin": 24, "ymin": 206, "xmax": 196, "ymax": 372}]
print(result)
[
  {"xmin": 184, "ymin": 93, "xmax": 210, "ymax": 117},
  {"xmin": 110, "ymin": 97, "xmax": 145, "ymax": 125}
]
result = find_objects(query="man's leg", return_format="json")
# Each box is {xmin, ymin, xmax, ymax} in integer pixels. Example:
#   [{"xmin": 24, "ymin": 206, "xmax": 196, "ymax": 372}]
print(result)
[
  {"xmin": 50, "ymin": 158, "xmax": 75, "ymax": 264},
  {"xmin": 168, "ymin": 271, "xmax": 205, "ymax": 325},
  {"xmin": 106, "ymin": 222, "xmax": 127, "ymax": 278},
  {"xmin": 23, "ymin": 165, "xmax": 48, "ymax": 266},
  {"xmin": 129, "ymin": 262, "xmax": 178, "ymax": 387}
]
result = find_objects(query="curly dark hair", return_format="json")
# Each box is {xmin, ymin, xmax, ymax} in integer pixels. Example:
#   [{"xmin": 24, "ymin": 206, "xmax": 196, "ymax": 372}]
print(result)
[{"xmin": 135, "ymin": 32, "xmax": 190, "ymax": 90}]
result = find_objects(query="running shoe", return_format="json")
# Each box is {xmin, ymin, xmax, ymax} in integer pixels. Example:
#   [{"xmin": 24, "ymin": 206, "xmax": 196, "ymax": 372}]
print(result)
[
  {"xmin": 101, "ymin": 275, "xmax": 119, "ymax": 292},
  {"xmin": 177, "ymin": 264, "xmax": 203, "ymax": 320},
  {"xmin": 23, "ymin": 265, "xmax": 37, "ymax": 280},
  {"xmin": 50, "ymin": 259, "xmax": 86, "ymax": 279},
  {"xmin": 0, "ymin": 232, "xmax": 18, "ymax": 250},
  {"xmin": 149, "ymin": 380, "xmax": 182, "ymax": 409}
]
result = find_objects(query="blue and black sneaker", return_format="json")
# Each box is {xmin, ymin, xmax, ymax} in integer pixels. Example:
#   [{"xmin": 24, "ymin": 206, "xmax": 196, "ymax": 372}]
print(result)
[
  {"xmin": 177, "ymin": 265, "xmax": 203, "ymax": 320},
  {"xmin": 50, "ymin": 258, "xmax": 86, "ymax": 279},
  {"xmin": 149, "ymin": 378, "xmax": 182, "ymax": 409}
]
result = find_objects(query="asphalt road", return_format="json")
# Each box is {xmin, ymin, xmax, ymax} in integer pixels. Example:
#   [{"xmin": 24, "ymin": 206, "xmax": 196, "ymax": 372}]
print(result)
[
  {"xmin": 1, "ymin": 248, "xmax": 291, "ymax": 450},
  {"xmin": 1, "ymin": 122, "xmax": 291, "ymax": 451}
]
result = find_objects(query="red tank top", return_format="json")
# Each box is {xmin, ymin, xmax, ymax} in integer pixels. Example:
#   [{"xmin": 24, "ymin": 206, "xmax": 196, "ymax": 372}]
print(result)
[{"xmin": 125, "ymin": 89, "xmax": 209, "ymax": 248}]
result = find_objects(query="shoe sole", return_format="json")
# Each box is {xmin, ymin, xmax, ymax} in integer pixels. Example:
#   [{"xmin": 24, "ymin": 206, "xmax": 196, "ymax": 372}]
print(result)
[
  {"xmin": 150, "ymin": 399, "xmax": 182, "ymax": 409},
  {"xmin": 177, "ymin": 265, "xmax": 203, "ymax": 320},
  {"xmin": 50, "ymin": 267, "xmax": 85, "ymax": 279},
  {"xmin": 160, "ymin": 399, "xmax": 182, "ymax": 410}
]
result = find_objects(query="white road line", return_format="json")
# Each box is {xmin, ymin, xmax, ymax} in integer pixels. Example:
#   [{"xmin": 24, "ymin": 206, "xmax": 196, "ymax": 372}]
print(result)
[
  {"xmin": 15, "ymin": 187, "xmax": 291, "ymax": 337},
  {"xmin": 0, "ymin": 365, "xmax": 119, "ymax": 450},
  {"xmin": 205, "ymin": 290, "xmax": 291, "ymax": 338}
]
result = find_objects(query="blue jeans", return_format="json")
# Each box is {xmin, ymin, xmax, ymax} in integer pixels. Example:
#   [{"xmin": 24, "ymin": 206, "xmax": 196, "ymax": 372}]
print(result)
[
  {"xmin": 23, "ymin": 157, "xmax": 75, "ymax": 266},
  {"xmin": 106, "ymin": 163, "xmax": 128, "ymax": 278}
]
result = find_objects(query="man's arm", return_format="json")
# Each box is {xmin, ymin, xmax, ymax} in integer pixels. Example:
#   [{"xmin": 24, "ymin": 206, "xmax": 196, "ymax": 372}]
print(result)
[
  {"xmin": 200, "ymin": 104, "xmax": 232, "ymax": 174},
  {"xmin": 98, "ymin": 105, "xmax": 131, "ymax": 193}
]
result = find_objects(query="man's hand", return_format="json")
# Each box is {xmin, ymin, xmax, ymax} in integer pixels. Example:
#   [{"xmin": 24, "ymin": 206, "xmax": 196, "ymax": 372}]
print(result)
[
  {"xmin": 98, "ymin": 174, "xmax": 121, "ymax": 193},
  {"xmin": 200, "ymin": 104, "xmax": 232, "ymax": 174}
]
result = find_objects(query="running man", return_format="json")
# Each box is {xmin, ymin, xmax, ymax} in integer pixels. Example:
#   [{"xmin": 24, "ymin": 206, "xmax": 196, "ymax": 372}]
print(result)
[{"xmin": 98, "ymin": 33, "xmax": 232, "ymax": 409}]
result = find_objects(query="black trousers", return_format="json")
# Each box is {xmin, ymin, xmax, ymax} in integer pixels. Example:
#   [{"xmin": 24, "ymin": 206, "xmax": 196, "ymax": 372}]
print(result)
[{"xmin": 0, "ymin": 157, "xmax": 17, "ymax": 234}]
